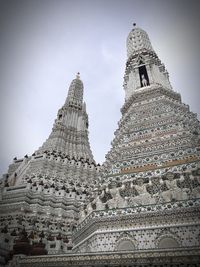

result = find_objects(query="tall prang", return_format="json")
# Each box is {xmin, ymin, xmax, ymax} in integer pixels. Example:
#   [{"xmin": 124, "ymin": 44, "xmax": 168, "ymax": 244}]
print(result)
[
  {"xmin": 37, "ymin": 73, "xmax": 93, "ymax": 160},
  {"xmin": 103, "ymin": 24, "xmax": 200, "ymax": 183},
  {"xmin": 7, "ymin": 73, "xmax": 98, "ymax": 186},
  {"xmin": 0, "ymin": 74, "xmax": 100, "ymax": 264},
  {"xmin": 68, "ymin": 25, "xmax": 200, "ymax": 266}
]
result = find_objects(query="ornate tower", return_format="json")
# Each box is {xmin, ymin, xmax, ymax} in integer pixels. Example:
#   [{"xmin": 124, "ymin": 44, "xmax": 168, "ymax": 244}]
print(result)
[
  {"xmin": 6, "ymin": 73, "xmax": 97, "ymax": 186},
  {"xmin": 103, "ymin": 25, "xmax": 200, "ymax": 183},
  {"xmin": 124, "ymin": 25, "xmax": 172, "ymax": 100},
  {"xmin": 37, "ymin": 73, "xmax": 93, "ymax": 160},
  {"xmin": 69, "ymin": 25, "xmax": 200, "ymax": 265},
  {"xmin": 0, "ymin": 74, "xmax": 100, "ymax": 263}
]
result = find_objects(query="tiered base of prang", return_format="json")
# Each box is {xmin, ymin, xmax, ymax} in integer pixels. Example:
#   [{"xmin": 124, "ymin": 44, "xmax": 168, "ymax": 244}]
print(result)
[{"xmin": 18, "ymin": 198, "xmax": 200, "ymax": 267}]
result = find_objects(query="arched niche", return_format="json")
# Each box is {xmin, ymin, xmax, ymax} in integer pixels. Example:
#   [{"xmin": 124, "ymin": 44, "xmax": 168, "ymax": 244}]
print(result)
[
  {"xmin": 158, "ymin": 237, "xmax": 180, "ymax": 249},
  {"xmin": 115, "ymin": 239, "xmax": 135, "ymax": 251},
  {"xmin": 139, "ymin": 64, "xmax": 149, "ymax": 87}
]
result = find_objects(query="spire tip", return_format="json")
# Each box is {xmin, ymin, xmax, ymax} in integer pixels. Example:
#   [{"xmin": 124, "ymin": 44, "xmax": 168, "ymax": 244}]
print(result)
[{"xmin": 76, "ymin": 72, "xmax": 80, "ymax": 79}]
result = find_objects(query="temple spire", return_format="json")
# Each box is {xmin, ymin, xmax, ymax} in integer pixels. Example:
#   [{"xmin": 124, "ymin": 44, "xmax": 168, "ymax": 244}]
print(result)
[
  {"xmin": 65, "ymin": 73, "xmax": 83, "ymax": 107},
  {"xmin": 35, "ymin": 74, "xmax": 94, "ymax": 163},
  {"xmin": 127, "ymin": 25, "xmax": 154, "ymax": 59},
  {"xmin": 123, "ymin": 25, "xmax": 172, "ymax": 100},
  {"xmin": 76, "ymin": 72, "xmax": 80, "ymax": 79}
]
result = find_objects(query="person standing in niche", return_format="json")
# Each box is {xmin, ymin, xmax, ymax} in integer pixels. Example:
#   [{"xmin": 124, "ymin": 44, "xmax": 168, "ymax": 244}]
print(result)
[{"xmin": 141, "ymin": 74, "xmax": 148, "ymax": 87}]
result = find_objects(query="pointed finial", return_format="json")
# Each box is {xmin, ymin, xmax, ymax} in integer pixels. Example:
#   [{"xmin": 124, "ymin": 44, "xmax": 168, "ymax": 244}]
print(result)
[
  {"xmin": 76, "ymin": 72, "xmax": 80, "ymax": 79},
  {"xmin": 133, "ymin": 23, "xmax": 136, "ymax": 27}
]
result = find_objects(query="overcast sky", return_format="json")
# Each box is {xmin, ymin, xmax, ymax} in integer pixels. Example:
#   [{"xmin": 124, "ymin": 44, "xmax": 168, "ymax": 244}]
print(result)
[{"xmin": 0, "ymin": 0, "xmax": 200, "ymax": 176}]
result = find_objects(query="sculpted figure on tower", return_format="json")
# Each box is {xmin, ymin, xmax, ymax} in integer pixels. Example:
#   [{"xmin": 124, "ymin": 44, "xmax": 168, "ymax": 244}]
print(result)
[
  {"xmin": 106, "ymin": 181, "xmax": 127, "ymax": 209},
  {"xmin": 161, "ymin": 172, "xmax": 188, "ymax": 202}
]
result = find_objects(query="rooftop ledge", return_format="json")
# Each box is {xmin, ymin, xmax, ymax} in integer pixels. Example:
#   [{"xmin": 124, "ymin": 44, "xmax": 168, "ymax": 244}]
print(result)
[
  {"xmin": 19, "ymin": 246, "xmax": 200, "ymax": 266},
  {"xmin": 74, "ymin": 198, "xmax": 200, "ymax": 233}
]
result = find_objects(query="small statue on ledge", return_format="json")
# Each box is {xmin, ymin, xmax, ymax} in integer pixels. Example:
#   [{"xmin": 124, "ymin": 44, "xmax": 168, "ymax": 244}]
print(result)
[
  {"xmin": 129, "ymin": 178, "xmax": 156, "ymax": 206},
  {"xmin": 141, "ymin": 74, "xmax": 148, "ymax": 87},
  {"xmin": 161, "ymin": 172, "xmax": 189, "ymax": 202},
  {"xmin": 106, "ymin": 181, "xmax": 127, "ymax": 209},
  {"xmin": 93, "ymin": 190, "xmax": 105, "ymax": 211}
]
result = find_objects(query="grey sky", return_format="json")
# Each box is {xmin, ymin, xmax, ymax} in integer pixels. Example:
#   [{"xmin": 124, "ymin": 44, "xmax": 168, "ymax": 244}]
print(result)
[{"xmin": 0, "ymin": 0, "xmax": 200, "ymax": 176}]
